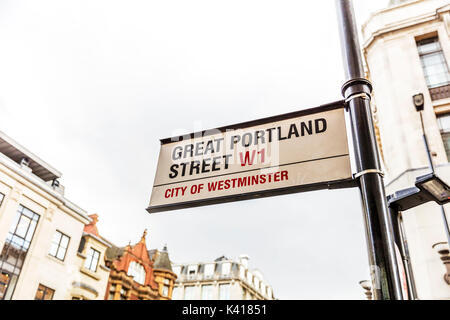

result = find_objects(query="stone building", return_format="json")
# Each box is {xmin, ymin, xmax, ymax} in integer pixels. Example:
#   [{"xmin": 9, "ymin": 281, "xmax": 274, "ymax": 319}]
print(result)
[
  {"xmin": 361, "ymin": 0, "xmax": 450, "ymax": 299},
  {"xmin": 0, "ymin": 130, "xmax": 96, "ymax": 299},
  {"xmin": 172, "ymin": 254, "xmax": 275, "ymax": 300},
  {"xmin": 72, "ymin": 214, "xmax": 112, "ymax": 300},
  {"xmin": 0, "ymin": 129, "xmax": 176, "ymax": 300}
]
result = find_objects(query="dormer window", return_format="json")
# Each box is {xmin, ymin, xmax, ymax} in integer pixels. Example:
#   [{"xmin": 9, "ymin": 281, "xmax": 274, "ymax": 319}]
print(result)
[
  {"xmin": 247, "ymin": 272, "xmax": 253, "ymax": 284},
  {"xmin": 172, "ymin": 266, "xmax": 181, "ymax": 276},
  {"xmin": 187, "ymin": 265, "xmax": 197, "ymax": 275},
  {"xmin": 204, "ymin": 263, "xmax": 215, "ymax": 277},
  {"xmin": 128, "ymin": 261, "xmax": 146, "ymax": 285},
  {"xmin": 221, "ymin": 262, "xmax": 231, "ymax": 275},
  {"xmin": 254, "ymin": 277, "xmax": 260, "ymax": 290},
  {"xmin": 239, "ymin": 265, "xmax": 245, "ymax": 279}
]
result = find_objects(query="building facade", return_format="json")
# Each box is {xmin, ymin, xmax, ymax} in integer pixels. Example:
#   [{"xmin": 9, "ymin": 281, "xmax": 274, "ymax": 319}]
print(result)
[
  {"xmin": 72, "ymin": 214, "xmax": 112, "ymax": 300},
  {"xmin": 150, "ymin": 245, "xmax": 178, "ymax": 300},
  {"xmin": 104, "ymin": 231, "xmax": 177, "ymax": 300},
  {"xmin": 0, "ymin": 130, "xmax": 100, "ymax": 300},
  {"xmin": 172, "ymin": 254, "xmax": 275, "ymax": 300},
  {"xmin": 362, "ymin": 0, "xmax": 450, "ymax": 299},
  {"xmin": 0, "ymin": 130, "xmax": 177, "ymax": 300}
]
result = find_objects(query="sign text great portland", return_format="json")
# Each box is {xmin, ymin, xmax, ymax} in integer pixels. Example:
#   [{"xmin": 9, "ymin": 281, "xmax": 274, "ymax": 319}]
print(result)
[{"xmin": 147, "ymin": 101, "xmax": 354, "ymax": 213}]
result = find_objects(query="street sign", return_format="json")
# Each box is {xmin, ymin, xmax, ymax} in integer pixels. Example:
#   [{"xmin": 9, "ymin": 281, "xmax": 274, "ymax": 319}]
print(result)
[{"xmin": 147, "ymin": 101, "xmax": 355, "ymax": 213}]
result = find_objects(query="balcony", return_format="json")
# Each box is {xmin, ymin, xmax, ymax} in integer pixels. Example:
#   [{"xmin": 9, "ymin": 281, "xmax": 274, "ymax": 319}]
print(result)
[{"xmin": 430, "ymin": 84, "xmax": 450, "ymax": 101}]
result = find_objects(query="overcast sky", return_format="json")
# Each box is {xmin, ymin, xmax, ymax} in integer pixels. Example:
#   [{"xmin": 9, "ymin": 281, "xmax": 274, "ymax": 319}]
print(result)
[{"xmin": 0, "ymin": 0, "xmax": 389, "ymax": 299}]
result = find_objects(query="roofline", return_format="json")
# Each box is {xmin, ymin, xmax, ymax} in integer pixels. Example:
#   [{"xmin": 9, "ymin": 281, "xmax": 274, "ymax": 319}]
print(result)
[
  {"xmin": 172, "ymin": 259, "xmax": 233, "ymax": 266},
  {"xmin": 362, "ymin": 1, "xmax": 450, "ymax": 50},
  {"xmin": 361, "ymin": 0, "xmax": 423, "ymax": 32},
  {"xmin": 100, "ymin": 236, "xmax": 115, "ymax": 248},
  {"xmin": 0, "ymin": 151, "xmax": 90, "ymax": 223},
  {"xmin": 82, "ymin": 232, "xmax": 113, "ymax": 248},
  {"xmin": 0, "ymin": 130, "xmax": 62, "ymax": 180}
]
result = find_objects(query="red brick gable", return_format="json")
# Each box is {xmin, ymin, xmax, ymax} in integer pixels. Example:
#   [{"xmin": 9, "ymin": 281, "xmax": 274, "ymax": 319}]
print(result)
[{"xmin": 111, "ymin": 230, "xmax": 158, "ymax": 289}]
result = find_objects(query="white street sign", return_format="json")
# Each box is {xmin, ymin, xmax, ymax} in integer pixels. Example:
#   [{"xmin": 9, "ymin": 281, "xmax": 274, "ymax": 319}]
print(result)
[{"xmin": 147, "ymin": 101, "xmax": 353, "ymax": 213}]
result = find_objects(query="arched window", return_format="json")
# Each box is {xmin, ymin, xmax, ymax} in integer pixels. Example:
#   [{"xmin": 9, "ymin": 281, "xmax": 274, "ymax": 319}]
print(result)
[{"xmin": 127, "ymin": 261, "xmax": 146, "ymax": 285}]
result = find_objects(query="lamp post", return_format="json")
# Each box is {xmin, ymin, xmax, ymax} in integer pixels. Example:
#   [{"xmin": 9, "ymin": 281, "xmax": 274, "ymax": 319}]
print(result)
[
  {"xmin": 388, "ymin": 172, "xmax": 450, "ymax": 299},
  {"xmin": 412, "ymin": 93, "xmax": 450, "ymax": 247},
  {"xmin": 335, "ymin": 0, "xmax": 404, "ymax": 300}
]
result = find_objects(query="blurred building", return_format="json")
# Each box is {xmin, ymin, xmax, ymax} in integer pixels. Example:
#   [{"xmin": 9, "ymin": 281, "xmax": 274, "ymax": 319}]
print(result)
[
  {"xmin": 72, "ymin": 214, "xmax": 112, "ymax": 300},
  {"xmin": 172, "ymin": 254, "xmax": 275, "ymax": 300},
  {"xmin": 0, "ymin": 130, "xmax": 176, "ymax": 300},
  {"xmin": 104, "ymin": 230, "xmax": 177, "ymax": 300},
  {"xmin": 149, "ymin": 245, "xmax": 178, "ymax": 300},
  {"xmin": 0, "ymin": 130, "xmax": 94, "ymax": 299},
  {"xmin": 362, "ymin": 0, "xmax": 450, "ymax": 299}
]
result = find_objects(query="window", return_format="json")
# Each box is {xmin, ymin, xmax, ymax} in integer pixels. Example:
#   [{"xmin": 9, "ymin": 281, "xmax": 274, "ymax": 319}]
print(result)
[
  {"xmin": 108, "ymin": 284, "xmax": 116, "ymax": 300},
  {"xmin": 0, "ymin": 205, "xmax": 39, "ymax": 300},
  {"xmin": 172, "ymin": 286, "xmax": 181, "ymax": 300},
  {"xmin": 172, "ymin": 266, "xmax": 181, "ymax": 276},
  {"xmin": 34, "ymin": 284, "xmax": 54, "ymax": 300},
  {"xmin": 254, "ymin": 277, "xmax": 260, "ymax": 290},
  {"xmin": 162, "ymin": 278, "xmax": 170, "ymax": 296},
  {"xmin": 437, "ymin": 113, "xmax": 450, "ymax": 161},
  {"xmin": 127, "ymin": 261, "xmax": 146, "ymax": 285},
  {"xmin": 247, "ymin": 272, "xmax": 253, "ymax": 284},
  {"xmin": 201, "ymin": 285, "xmax": 213, "ymax": 300},
  {"xmin": 417, "ymin": 37, "xmax": 450, "ymax": 88},
  {"xmin": 163, "ymin": 285, "xmax": 169, "ymax": 297},
  {"xmin": 239, "ymin": 266, "xmax": 246, "ymax": 279},
  {"xmin": 120, "ymin": 287, "xmax": 128, "ymax": 300},
  {"xmin": 261, "ymin": 284, "xmax": 266, "ymax": 295},
  {"xmin": 49, "ymin": 231, "xmax": 70, "ymax": 261},
  {"xmin": 187, "ymin": 265, "xmax": 197, "ymax": 275},
  {"xmin": 184, "ymin": 286, "xmax": 196, "ymax": 300},
  {"xmin": 221, "ymin": 262, "xmax": 231, "ymax": 276},
  {"xmin": 219, "ymin": 284, "xmax": 230, "ymax": 300},
  {"xmin": 84, "ymin": 248, "xmax": 100, "ymax": 272},
  {"xmin": 77, "ymin": 236, "xmax": 86, "ymax": 254},
  {"xmin": 204, "ymin": 263, "xmax": 215, "ymax": 277}
]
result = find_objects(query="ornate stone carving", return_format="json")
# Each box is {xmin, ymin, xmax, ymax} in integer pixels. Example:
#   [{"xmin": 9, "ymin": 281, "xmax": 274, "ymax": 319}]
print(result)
[{"xmin": 432, "ymin": 242, "xmax": 450, "ymax": 285}]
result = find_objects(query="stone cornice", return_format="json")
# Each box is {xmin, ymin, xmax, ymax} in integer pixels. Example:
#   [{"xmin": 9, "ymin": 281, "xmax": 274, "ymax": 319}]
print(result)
[
  {"xmin": 363, "ymin": 11, "xmax": 438, "ymax": 50},
  {"xmin": 362, "ymin": 1, "xmax": 450, "ymax": 50}
]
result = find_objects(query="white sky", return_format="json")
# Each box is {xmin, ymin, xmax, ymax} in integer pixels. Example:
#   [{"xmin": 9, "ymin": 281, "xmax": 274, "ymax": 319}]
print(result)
[{"xmin": 0, "ymin": 0, "xmax": 389, "ymax": 299}]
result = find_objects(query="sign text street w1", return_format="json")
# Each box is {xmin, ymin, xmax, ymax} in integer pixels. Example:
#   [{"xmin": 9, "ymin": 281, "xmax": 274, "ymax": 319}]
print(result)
[{"xmin": 147, "ymin": 101, "xmax": 354, "ymax": 213}]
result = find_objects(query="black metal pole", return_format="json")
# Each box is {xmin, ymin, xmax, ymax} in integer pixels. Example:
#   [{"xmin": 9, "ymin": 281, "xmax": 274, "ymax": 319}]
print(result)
[
  {"xmin": 388, "ymin": 205, "xmax": 415, "ymax": 299},
  {"xmin": 420, "ymin": 111, "xmax": 435, "ymax": 172},
  {"xmin": 335, "ymin": 0, "xmax": 404, "ymax": 300},
  {"xmin": 397, "ymin": 213, "xmax": 418, "ymax": 299}
]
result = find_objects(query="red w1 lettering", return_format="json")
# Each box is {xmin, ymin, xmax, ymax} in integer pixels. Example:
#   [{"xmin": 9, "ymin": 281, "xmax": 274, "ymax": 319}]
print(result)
[{"xmin": 239, "ymin": 149, "xmax": 265, "ymax": 167}]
